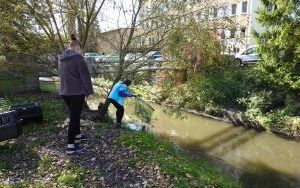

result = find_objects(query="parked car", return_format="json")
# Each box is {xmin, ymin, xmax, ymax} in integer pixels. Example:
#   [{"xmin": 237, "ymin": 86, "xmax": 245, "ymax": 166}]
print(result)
[
  {"xmin": 125, "ymin": 53, "xmax": 147, "ymax": 62},
  {"xmin": 84, "ymin": 52, "xmax": 102, "ymax": 62},
  {"xmin": 101, "ymin": 54, "xmax": 119, "ymax": 63},
  {"xmin": 235, "ymin": 46, "xmax": 259, "ymax": 66},
  {"xmin": 146, "ymin": 51, "xmax": 162, "ymax": 60}
]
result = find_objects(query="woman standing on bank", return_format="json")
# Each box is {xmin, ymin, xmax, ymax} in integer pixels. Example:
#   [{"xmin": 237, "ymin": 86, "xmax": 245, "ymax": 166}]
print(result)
[{"xmin": 59, "ymin": 34, "xmax": 94, "ymax": 154}]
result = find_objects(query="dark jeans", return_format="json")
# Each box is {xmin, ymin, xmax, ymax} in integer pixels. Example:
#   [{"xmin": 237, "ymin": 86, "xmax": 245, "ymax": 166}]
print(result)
[
  {"xmin": 109, "ymin": 98, "xmax": 124, "ymax": 124},
  {"xmin": 62, "ymin": 95, "xmax": 85, "ymax": 144}
]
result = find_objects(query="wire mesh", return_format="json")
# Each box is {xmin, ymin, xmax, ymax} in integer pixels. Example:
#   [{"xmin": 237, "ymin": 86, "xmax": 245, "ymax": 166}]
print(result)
[
  {"xmin": 0, "ymin": 98, "xmax": 9, "ymax": 113},
  {"xmin": 134, "ymin": 97, "xmax": 154, "ymax": 123}
]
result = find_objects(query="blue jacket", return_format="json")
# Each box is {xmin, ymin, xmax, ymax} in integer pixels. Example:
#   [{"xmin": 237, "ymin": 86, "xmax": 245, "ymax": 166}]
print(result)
[{"xmin": 108, "ymin": 81, "xmax": 133, "ymax": 106}]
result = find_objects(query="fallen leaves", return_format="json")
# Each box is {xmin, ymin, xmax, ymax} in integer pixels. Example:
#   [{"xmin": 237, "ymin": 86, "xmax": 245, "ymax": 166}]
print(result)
[{"xmin": 0, "ymin": 96, "xmax": 173, "ymax": 187}]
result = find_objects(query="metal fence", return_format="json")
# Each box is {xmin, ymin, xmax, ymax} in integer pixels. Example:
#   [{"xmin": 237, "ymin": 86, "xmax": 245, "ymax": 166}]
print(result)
[
  {"xmin": 0, "ymin": 71, "xmax": 40, "ymax": 95},
  {"xmin": 0, "ymin": 98, "xmax": 9, "ymax": 113}
]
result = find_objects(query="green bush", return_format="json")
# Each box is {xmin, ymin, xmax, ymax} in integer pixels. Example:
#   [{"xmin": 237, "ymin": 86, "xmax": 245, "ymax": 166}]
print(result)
[
  {"xmin": 190, "ymin": 67, "xmax": 251, "ymax": 110},
  {"xmin": 240, "ymin": 90, "xmax": 300, "ymax": 135}
]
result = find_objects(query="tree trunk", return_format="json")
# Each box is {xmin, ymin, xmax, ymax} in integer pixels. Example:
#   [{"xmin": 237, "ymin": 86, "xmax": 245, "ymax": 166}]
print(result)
[
  {"xmin": 96, "ymin": 74, "xmax": 122, "ymax": 121},
  {"xmin": 97, "ymin": 97, "xmax": 110, "ymax": 120},
  {"xmin": 83, "ymin": 100, "xmax": 90, "ymax": 110}
]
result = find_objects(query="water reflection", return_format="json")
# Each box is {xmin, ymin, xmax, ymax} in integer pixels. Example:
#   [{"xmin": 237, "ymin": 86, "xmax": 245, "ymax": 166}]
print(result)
[{"xmin": 239, "ymin": 159, "xmax": 300, "ymax": 188}]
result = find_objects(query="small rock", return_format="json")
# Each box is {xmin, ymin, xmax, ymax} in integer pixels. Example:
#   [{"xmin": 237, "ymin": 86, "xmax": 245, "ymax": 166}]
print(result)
[
  {"xmin": 142, "ymin": 180, "xmax": 148, "ymax": 186},
  {"xmin": 185, "ymin": 173, "xmax": 193, "ymax": 179}
]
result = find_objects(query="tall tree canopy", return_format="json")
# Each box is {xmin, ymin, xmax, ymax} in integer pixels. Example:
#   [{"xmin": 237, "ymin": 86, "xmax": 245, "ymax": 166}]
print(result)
[
  {"xmin": 254, "ymin": 0, "xmax": 300, "ymax": 91},
  {"xmin": 0, "ymin": 0, "xmax": 50, "ymax": 61}
]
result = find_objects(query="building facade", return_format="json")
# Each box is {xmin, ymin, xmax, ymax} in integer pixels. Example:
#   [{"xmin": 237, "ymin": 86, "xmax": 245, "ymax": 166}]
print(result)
[
  {"xmin": 97, "ymin": 0, "xmax": 264, "ymax": 55},
  {"xmin": 215, "ymin": 0, "xmax": 264, "ymax": 53},
  {"xmin": 140, "ymin": 0, "xmax": 264, "ymax": 54},
  {"xmin": 97, "ymin": 27, "xmax": 161, "ymax": 55}
]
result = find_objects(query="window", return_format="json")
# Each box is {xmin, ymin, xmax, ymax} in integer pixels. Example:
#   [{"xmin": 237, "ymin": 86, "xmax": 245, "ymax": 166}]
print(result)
[
  {"xmin": 234, "ymin": 47, "xmax": 240, "ymax": 53},
  {"xmin": 221, "ymin": 5, "xmax": 228, "ymax": 17},
  {"xmin": 205, "ymin": 9, "xmax": 209, "ymax": 19},
  {"xmin": 144, "ymin": 22, "xmax": 148, "ymax": 29},
  {"xmin": 158, "ymin": 33, "xmax": 163, "ymax": 41},
  {"xmin": 230, "ymin": 29, "xmax": 236, "ymax": 38},
  {"xmin": 242, "ymin": 1, "xmax": 248, "ymax": 13},
  {"xmin": 231, "ymin": 4, "xmax": 237, "ymax": 15},
  {"xmin": 140, "ymin": 37, "xmax": 145, "ymax": 46},
  {"xmin": 197, "ymin": 11, "xmax": 202, "ymax": 20},
  {"xmin": 242, "ymin": 47, "xmax": 254, "ymax": 55},
  {"xmin": 178, "ymin": 17, "xmax": 181, "ymax": 24},
  {"xmin": 149, "ymin": 36, "xmax": 155, "ymax": 45},
  {"xmin": 213, "ymin": 7, "xmax": 218, "ymax": 18},
  {"xmin": 221, "ymin": 30, "xmax": 225, "ymax": 39},
  {"xmin": 183, "ymin": 16, "xmax": 188, "ymax": 23},
  {"xmin": 267, "ymin": 4, "xmax": 277, "ymax": 11},
  {"xmin": 241, "ymin": 27, "xmax": 246, "ymax": 37}
]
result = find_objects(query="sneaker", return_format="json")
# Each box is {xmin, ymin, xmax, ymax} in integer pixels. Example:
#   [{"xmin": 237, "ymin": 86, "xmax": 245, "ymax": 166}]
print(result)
[
  {"xmin": 75, "ymin": 133, "xmax": 89, "ymax": 143},
  {"xmin": 114, "ymin": 123, "xmax": 122, "ymax": 128},
  {"xmin": 66, "ymin": 146, "xmax": 85, "ymax": 154}
]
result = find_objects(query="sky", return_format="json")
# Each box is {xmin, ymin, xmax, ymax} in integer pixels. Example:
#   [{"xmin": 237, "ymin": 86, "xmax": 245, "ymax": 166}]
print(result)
[{"xmin": 98, "ymin": 0, "xmax": 136, "ymax": 31}]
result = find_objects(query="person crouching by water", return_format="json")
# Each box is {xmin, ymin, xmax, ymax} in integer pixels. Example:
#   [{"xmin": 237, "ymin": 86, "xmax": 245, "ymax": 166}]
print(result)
[
  {"xmin": 108, "ymin": 79, "xmax": 136, "ymax": 128},
  {"xmin": 59, "ymin": 33, "xmax": 94, "ymax": 154}
]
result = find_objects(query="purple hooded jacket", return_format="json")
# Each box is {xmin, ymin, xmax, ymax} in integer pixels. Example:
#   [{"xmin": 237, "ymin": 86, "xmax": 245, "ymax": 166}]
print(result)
[{"xmin": 58, "ymin": 49, "xmax": 94, "ymax": 96}]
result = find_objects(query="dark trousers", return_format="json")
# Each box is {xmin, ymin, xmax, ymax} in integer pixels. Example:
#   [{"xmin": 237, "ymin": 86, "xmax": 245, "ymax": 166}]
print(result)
[
  {"xmin": 109, "ymin": 98, "xmax": 124, "ymax": 124},
  {"xmin": 62, "ymin": 95, "xmax": 85, "ymax": 144}
]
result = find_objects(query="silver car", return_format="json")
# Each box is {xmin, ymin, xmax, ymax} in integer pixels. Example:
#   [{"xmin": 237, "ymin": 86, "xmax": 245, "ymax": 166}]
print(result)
[
  {"xmin": 235, "ymin": 46, "xmax": 259, "ymax": 66},
  {"xmin": 84, "ymin": 52, "xmax": 102, "ymax": 63}
]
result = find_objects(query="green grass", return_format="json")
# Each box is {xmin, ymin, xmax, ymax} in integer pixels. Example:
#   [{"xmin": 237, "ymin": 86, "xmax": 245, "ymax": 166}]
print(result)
[
  {"xmin": 117, "ymin": 132, "xmax": 241, "ymax": 188},
  {"xmin": 0, "ymin": 143, "xmax": 23, "ymax": 172},
  {"xmin": 37, "ymin": 154, "xmax": 53, "ymax": 176},
  {"xmin": 0, "ymin": 182, "xmax": 46, "ymax": 188},
  {"xmin": 40, "ymin": 82, "xmax": 58, "ymax": 94},
  {"xmin": 0, "ymin": 142, "xmax": 39, "ymax": 181},
  {"xmin": 56, "ymin": 163, "xmax": 86, "ymax": 188},
  {"xmin": 39, "ymin": 97, "xmax": 66, "ymax": 123},
  {"xmin": 4, "ymin": 94, "xmax": 67, "ymax": 134}
]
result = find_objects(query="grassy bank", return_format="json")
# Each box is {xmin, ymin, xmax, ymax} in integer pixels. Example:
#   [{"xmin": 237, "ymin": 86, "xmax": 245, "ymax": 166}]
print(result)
[{"xmin": 117, "ymin": 132, "xmax": 241, "ymax": 188}]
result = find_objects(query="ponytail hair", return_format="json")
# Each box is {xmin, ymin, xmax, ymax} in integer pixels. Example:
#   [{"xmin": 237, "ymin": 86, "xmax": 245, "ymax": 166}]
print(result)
[
  {"xmin": 123, "ymin": 79, "xmax": 132, "ymax": 86},
  {"xmin": 69, "ymin": 33, "xmax": 82, "ymax": 49}
]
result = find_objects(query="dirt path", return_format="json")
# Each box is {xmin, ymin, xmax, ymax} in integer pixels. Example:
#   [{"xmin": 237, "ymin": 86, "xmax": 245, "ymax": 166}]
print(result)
[{"xmin": 1, "ymin": 112, "xmax": 172, "ymax": 187}]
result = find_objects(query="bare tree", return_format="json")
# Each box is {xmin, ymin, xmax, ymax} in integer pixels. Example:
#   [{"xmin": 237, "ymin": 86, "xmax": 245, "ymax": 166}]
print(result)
[
  {"xmin": 95, "ymin": 0, "xmax": 233, "ymax": 119},
  {"xmin": 25, "ymin": 0, "xmax": 106, "ymax": 54}
]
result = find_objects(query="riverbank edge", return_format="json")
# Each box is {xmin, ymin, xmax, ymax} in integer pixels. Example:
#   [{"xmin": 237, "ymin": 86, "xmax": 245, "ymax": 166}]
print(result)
[
  {"xmin": 185, "ymin": 107, "xmax": 299, "ymax": 140},
  {"xmin": 147, "ymin": 99, "xmax": 300, "ymax": 141}
]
